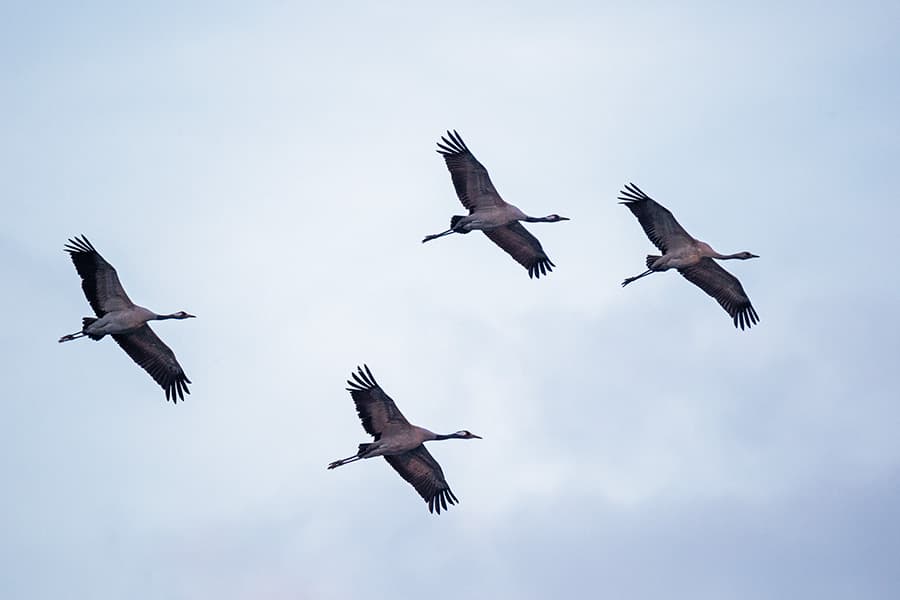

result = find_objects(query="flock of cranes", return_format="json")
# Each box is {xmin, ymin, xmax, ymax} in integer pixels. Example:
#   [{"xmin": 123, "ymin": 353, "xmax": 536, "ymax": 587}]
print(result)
[{"xmin": 59, "ymin": 130, "xmax": 760, "ymax": 514}]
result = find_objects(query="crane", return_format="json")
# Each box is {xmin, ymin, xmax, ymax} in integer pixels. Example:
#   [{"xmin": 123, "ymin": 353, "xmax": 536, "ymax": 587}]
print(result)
[
  {"xmin": 327, "ymin": 365, "xmax": 481, "ymax": 514},
  {"xmin": 619, "ymin": 183, "xmax": 760, "ymax": 330},
  {"xmin": 423, "ymin": 130, "xmax": 569, "ymax": 279},
  {"xmin": 58, "ymin": 235, "xmax": 195, "ymax": 401}
]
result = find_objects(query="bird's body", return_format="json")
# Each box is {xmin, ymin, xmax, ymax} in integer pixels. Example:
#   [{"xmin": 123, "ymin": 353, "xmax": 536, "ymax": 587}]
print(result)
[
  {"xmin": 327, "ymin": 365, "xmax": 481, "ymax": 514},
  {"xmin": 59, "ymin": 235, "xmax": 195, "ymax": 401},
  {"xmin": 344, "ymin": 425, "xmax": 442, "ymax": 459},
  {"xmin": 67, "ymin": 305, "xmax": 160, "ymax": 339},
  {"xmin": 447, "ymin": 204, "xmax": 528, "ymax": 233},
  {"xmin": 645, "ymin": 240, "xmax": 725, "ymax": 271},
  {"xmin": 423, "ymin": 130, "xmax": 569, "ymax": 278},
  {"xmin": 619, "ymin": 183, "xmax": 760, "ymax": 330}
]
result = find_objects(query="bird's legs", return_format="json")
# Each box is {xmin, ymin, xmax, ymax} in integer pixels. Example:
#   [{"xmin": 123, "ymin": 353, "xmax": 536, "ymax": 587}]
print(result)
[
  {"xmin": 327, "ymin": 455, "xmax": 364, "ymax": 470},
  {"xmin": 422, "ymin": 229, "xmax": 455, "ymax": 243},
  {"xmin": 621, "ymin": 269, "xmax": 654, "ymax": 287},
  {"xmin": 58, "ymin": 331, "xmax": 87, "ymax": 343}
]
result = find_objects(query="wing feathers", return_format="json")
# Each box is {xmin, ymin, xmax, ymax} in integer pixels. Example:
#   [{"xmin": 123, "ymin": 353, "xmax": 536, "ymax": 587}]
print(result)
[
  {"xmin": 384, "ymin": 446, "xmax": 459, "ymax": 515},
  {"xmin": 346, "ymin": 365, "xmax": 409, "ymax": 439},
  {"xmin": 436, "ymin": 130, "xmax": 504, "ymax": 212},
  {"xmin": 112, "ymin": 325, "xmax": 191, "ymax": 401},
  {"xmin": 64, "ymin": 235, "xmax": 134, "ymax": 315},
  {"xmin": 483, "ymin": 222, "xmax": 555, "ymax": 278},
  {"xmin": 619, "ymin": 183, "xmax": 694, "ymax": 254},
  {"xmin": 679, "ymin": 258, "xmax": 760, "ymax": 330}
]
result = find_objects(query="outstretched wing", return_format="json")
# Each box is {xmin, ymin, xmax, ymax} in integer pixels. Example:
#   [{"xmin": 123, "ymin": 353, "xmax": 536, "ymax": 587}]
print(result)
[
  {"xmin": 679, "ymin": 258, "xmax": 760, "ymax": 330},
  {"xmin": 112, "ymin": 325, "xmax": 192, "ymax": 401},
  {"xmin": 64, "ymin": 235, "xmax": 134, "ymax": 316},
  {"xmin": 618, "ymin": 183, "xmax": 694, "ymax": 253},
  {"xmin": 383, "ymin": 445, "xmax": 459, "ymax": 515},
  {"xmin": 436, "ymin": 130, "xmax": 505, "ymax": 212},
  {"xmin": 346, "ymin": 365, "xmax": 410, "ymax": 440},
  {"xmin": 483, "ymin": 222, "xmax": 555, "ymax": 279}
]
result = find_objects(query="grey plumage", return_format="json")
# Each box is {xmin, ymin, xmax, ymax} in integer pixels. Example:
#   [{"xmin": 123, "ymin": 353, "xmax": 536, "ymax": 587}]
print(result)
[
  {"xmin": 619, "ymin": 183, "xmax": 760, "ymax": 330},
  {"xmin": 423, "ymin": 130, "xmax": 569, "ymax": 278},
  {"xmin": 59, "ymin": 235, "xmax": 195, "ymax": 401},
  {"xmin": 483, "ymin": 222, "xmax": 556, "ymax": 279},
  {"xmin": 327, "ymin": 365, "xmax": 481, "ymax": 514}
]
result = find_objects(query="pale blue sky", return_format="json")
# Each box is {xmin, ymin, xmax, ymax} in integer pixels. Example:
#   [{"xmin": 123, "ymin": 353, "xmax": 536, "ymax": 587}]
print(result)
[{"xmin": 2, "ymin": 2, "xmax": 899, "ymax": 599}]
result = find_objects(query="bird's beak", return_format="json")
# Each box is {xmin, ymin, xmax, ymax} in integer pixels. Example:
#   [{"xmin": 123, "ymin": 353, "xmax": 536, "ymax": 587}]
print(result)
[
  {"xmin": 186, "ymin": 313, "xmax": 197, "ymax": 318},
  {"xmin": 472, "ymin": 434, "xmax": 483, "ymax": 439},
  {"xmin": 750, "ymin": 254, "xmax": 760, "ymax": 259},
  {"xmin": 560, "ymin": 216, "xmax": 571, "ymax": 221}
]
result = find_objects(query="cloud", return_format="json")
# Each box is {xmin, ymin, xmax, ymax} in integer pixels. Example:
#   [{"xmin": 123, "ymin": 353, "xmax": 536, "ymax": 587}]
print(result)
[{"xmin": 2, "ymin": 1, "xmax": 899, "ymax": 598}]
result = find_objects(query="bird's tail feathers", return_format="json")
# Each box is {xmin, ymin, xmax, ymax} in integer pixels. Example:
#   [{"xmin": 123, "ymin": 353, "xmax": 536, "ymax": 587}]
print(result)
[
  {"xmin": 450, "ymin": 215, "xmax": 470, "ymax": 233},
  {"xmin": 646, "ymin": 255, "xmax": 661, "ymax": 269},
  {"xmin": 81, "ymin": 317, "xmax": 104, "ymax": 340}
]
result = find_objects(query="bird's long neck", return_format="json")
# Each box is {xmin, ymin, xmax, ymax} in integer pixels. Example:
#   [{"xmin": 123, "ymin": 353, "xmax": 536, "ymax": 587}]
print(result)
[
  {"xmin": 712, "ymin": 252, "xmax": 745, "ymax": 260},
  {"xmin": 523, "ymin": 215, "xmax": 551, "ymax": 223},
  {"xmin": 155, "ymin": 312, "xmax": 178, "ymax": 320},
  {"xmin": 433, "ymin": 433, "xmax": 460, "ymax": 441}
]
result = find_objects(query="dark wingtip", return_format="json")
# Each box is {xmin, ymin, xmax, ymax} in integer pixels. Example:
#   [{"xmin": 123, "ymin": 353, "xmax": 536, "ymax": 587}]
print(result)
[
  {"xmin": 527, "ymin": 258, "xmax": 555, "ymax": 279},
  {"xmin": 618, "ymin": 182, "xmax": 652, "ymax": 204},
  {"xmin": 63, "ymin": 234, "xmax": 97, "ymax": 254},
  {"xmin": 165, "ymin": 378, "xmax": 189, "ymax": 403},
  {"xmin": 436, "ymin": 129, "xmax": 470, "ymax": 156},
  {"xmin": 732, "ymin": 305, "xmax": 760, "ymax": 331},
  {"xmin": 347, "ymin": 364, "xmax": 378, "ymax": 391},
  {"xmin": 363, "ymin": 364, "xmax": 377, "ymax": 386}
]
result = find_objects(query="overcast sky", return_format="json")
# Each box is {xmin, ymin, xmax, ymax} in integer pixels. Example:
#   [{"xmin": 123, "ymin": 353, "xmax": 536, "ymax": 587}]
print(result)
[{"xmin": 2, "ymin": 1, "xmax": 900, "ymax": 598}]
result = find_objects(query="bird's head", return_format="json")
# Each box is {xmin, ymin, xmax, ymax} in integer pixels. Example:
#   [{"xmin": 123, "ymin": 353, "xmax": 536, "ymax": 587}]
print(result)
[
  {"xmin": 454, "ymin": 430, "xmax": 483, "ymax": 439},
  {"xmin": 545, "ymin": 214, "xmax": 570, "ymax": 222},
  {"xmin": 173, "ymin": 311, "xmax": 196, "ymax": 319},
  {"xmin": 739, "ymin": 252, "xmax": 759, "ymax": 260}
]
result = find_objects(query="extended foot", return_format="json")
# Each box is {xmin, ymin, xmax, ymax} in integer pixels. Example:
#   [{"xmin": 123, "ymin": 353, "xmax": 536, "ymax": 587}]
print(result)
[{"xmin": 422, "ymin": 229, "xmax": 455, "ymax": 243}]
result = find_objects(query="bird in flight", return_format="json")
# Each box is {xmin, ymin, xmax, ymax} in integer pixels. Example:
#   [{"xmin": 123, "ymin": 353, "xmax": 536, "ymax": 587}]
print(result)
[
  {"xmin": 328, "ymin": 365, "xmax": 481, "ymax": 514},
  {"xmin": 619, "ymin": 183, "xmax": 760, "ymax": 330},
  {"xmin": 423, "ymin": 130, "xmax": 569, "ymax": 279},
  {"xmin": 59, "ymin": 235, "xmax": 195, "ymax": 401}
]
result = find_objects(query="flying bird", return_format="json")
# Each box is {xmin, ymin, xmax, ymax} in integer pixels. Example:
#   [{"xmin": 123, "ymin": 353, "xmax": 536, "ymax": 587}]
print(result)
[
  {"xmin": 59, "ymin": 235, "xmax": 195, "ymax": 401},
  {"xmin": 328, "ymin": 365, "xmax": 481, "ymax": 514},
  {"xmin": 423, "ymin": 130, "xmax": 569, "ymax": 279},
  {"xmin": 619, "ymin": 183, "xmax": 760, "ymax": 330}
]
